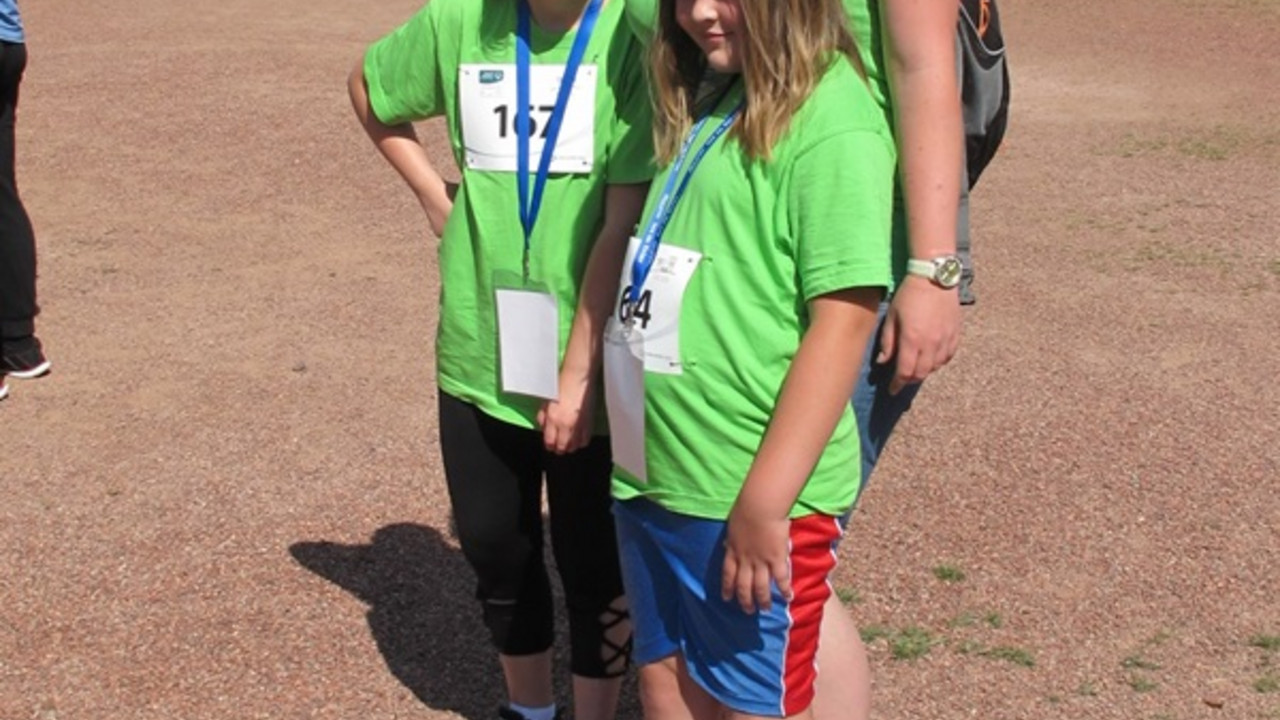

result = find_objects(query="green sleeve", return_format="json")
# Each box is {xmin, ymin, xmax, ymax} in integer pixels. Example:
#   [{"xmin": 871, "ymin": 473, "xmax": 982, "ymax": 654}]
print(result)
[
  {"xmin": 362, "ymin": 0, "xmax": 452, "ymax": 125},
  {"xmin": 789, "ymin": 130, "xmax": 896, "ymax": 302},
  {"xmin": 604, "ymin": 35, "xmax": 656, "ymax": 185},
  {"xmin": 623, "ymin": 0, "xmax": 658, "ymax": 44}
]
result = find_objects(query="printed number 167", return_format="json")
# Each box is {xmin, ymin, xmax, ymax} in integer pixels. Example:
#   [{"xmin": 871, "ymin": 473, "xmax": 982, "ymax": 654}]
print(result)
[{"xmin": 494, "ymin": 104, "xmax": 555, "ymax": 139}]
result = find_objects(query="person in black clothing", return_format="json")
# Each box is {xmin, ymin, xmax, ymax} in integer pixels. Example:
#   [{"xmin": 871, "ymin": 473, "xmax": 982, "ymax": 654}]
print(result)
[{"xmin": 0, "ymin": 0, "xmax": 50, "ymax": 401}]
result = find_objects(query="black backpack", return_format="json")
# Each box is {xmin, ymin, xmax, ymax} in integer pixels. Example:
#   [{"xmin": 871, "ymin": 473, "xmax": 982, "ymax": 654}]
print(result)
[{"xmin": 957, "ymin": 0, "xmax": 1010, "ymax": 188}]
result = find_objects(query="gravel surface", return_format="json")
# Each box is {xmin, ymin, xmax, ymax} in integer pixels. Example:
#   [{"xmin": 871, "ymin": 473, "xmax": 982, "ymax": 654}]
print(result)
[{"xmin": 2, "ymin": 0, "xmax": 1277, "ymax": 718}]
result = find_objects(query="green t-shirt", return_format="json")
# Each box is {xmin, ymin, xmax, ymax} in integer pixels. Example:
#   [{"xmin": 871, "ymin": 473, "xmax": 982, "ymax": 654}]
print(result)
[
  {"xmin": 611, "ymin": 58, "xmax": 896, "ymax": 520},
  {"xmin": 842, "ymin": 0, "xmax": 890, "ymax": 113},
  {"xmin": 364, "ymin": 0, "xmax": 655, "ymax": 428},
  {"xmin": 621, "ymin": 0, "xmax": 908, "ymax": 283}
]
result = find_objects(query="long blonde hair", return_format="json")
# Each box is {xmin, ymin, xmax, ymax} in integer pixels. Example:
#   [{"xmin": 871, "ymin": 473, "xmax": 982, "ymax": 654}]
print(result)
[{"xmin": 649, "ymin": 0, "xmax": 864, "ymax": 163}]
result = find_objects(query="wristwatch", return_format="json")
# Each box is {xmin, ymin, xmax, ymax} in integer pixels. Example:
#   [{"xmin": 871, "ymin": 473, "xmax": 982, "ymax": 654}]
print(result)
[{"xmin": 906, "ymin": 255, "xmax": 963, "ymax": 289}]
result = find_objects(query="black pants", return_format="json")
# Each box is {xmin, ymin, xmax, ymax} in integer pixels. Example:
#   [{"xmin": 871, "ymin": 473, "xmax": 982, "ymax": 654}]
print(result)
[
  {"xmin": 0, "ymin": 41, "xmax": 37, "ymax": 340},
  {"xmin": 438, "ymin": 392, "xmax": 628, "ymax": 678}
]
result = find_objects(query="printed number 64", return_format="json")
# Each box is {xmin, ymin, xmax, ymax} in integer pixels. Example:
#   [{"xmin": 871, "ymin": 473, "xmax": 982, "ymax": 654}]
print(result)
[{"xmin": 618, "ymin": 286, "xmax": 653, "ymax": 330}]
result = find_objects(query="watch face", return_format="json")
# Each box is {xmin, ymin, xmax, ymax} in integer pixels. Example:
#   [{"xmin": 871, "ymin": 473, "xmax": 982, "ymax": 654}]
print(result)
[{"xmin": 935, "ymin": 257, "xmax": 963, "ymax": 289}]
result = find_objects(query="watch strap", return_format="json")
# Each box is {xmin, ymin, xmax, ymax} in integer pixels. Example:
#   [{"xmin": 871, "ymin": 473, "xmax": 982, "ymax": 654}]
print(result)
[
  {"xmin": 906, "ymin": 258, "xmax": 936, "ymax": 279},
  {"xmin": 906, "ymin": 255, "xmax": 963, "ymax": 289}
]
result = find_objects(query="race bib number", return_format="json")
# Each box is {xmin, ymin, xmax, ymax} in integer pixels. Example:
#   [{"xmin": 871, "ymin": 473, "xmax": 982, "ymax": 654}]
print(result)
[
  {"xmin": 459, "ymin": 64, "xmax": 596, "ymax": 174},
  {"xmin": 614, "ymin": 237, "xmax": 701, "ymax": 375}
]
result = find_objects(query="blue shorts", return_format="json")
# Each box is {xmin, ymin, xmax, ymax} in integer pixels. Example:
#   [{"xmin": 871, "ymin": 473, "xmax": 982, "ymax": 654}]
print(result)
[{"xmin": 614, "ymin": 498, "xmax": 842, "ymax": 718}]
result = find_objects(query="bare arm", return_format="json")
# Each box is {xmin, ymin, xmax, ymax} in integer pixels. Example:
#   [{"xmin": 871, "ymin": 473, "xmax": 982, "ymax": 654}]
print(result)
[
  {"xmin": 538, "ymin": 182, "xmax": 649, "ymax": 454},
  {"xmin": 877, "ymin": 0, "xmax": 966, "ymax": 392},
  {"xmin": 348, "ymin": 57, "xmax": 455, "ymax": 235},
  {"xmin": 722, "ymin": 288, "xmax": 882, "ymax": 613}
]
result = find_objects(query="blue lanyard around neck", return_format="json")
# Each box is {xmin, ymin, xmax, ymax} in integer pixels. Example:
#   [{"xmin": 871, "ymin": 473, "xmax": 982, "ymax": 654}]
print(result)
[
  {"xmin": 516, "ymin": 0, "xmax": 603, "ymax": 276},
  {"xmin": 625, "ymin": 95, "xmax": 743, "ymax": 307}
]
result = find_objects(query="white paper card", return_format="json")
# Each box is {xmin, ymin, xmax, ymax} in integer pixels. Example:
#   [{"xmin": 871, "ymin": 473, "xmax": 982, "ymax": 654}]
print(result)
[
  {"xmin": 614, "ymin": 237, "xmax": 702, "ymax": 375},
  {"xmin": 459, "ymin": 64, "xmax": 597, "ymax": 174},
  {"xmin": 603, "ymin": 327, "xmax": 647, "ymax": 482},
  {"xmin": 495, "ymin": 288, "xmax": 560, "ymax": 400}
]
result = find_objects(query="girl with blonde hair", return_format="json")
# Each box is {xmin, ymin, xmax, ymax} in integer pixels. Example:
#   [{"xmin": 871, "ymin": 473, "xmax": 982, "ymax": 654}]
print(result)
[
  {"xmin": 595, "ymin": 1, "xmax": 896, "ymax": 718},
  {"xmin": 618, "ymin": 0, "xmax": 968, "ymax": 716}
]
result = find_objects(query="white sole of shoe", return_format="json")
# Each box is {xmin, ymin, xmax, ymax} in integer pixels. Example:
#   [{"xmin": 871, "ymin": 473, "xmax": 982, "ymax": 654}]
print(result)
[
  {"xmin": 7, "ymin": 359, "xmax": 51, "ymax": 379},
  {"xmin": 0, "ymin": 381, "xmax": 8, "ymax": 400}
]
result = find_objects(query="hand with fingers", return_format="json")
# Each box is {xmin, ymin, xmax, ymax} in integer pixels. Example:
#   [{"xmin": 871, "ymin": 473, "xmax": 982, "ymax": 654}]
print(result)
[
  {"xmin": 722, "ymin": 502, "xmax": 793, "ymax": 615},
  {"xmin": 537, "ymin": 369, "xmax": 595, "ymax": 455},
  {"xmin": 876, "ymin": 274, "xmax": 962, "ymax": 395}
]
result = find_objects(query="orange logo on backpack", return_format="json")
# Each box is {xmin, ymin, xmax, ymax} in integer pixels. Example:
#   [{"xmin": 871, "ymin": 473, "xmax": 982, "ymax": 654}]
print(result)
[{"xmin": 978, "ymin": 0, "xmax": 991, "ymax": 37}]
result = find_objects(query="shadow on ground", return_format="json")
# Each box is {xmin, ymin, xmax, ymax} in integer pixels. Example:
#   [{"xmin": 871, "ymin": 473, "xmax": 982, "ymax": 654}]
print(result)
[{"xmin": 290, "ymin": 523, "xmax": 500, "ymax": 720}]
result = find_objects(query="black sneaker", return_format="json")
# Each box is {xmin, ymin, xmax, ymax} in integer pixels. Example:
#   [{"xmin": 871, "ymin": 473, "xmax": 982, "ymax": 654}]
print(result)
[{"xmin": 0, "ymin": 335, "xmax": 51, "ymax": 379}]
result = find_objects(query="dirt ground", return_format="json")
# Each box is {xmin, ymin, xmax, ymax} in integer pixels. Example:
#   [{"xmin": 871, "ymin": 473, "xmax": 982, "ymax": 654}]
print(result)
[{"xmin": 2, "ymin": 0, "xmax": 1277, "ymax": 718}]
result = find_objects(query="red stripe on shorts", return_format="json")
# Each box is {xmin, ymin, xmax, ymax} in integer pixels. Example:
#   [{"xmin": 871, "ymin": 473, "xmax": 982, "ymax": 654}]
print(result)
[{"xmin": 781, "ymin": 514, "xmax": 841, "ymax": 717}]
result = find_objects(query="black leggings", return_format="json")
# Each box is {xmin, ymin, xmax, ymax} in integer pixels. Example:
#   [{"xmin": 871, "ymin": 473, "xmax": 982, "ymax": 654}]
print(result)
[
  {"xmin": 438, "ymin": 392, "xmax": 629, "ymax": 679},
  {"xmin": 0, "ymin": 42, "xmax": 38, "ymax": 339}
]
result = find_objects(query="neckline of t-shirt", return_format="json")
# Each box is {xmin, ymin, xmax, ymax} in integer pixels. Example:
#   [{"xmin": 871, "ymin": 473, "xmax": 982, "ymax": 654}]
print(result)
[{"xmin": 522, "ymin": 0, "xmax": 616, "ymax": 55}]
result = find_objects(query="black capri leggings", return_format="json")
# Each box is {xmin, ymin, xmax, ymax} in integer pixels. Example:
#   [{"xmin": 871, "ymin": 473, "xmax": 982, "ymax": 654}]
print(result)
[{"xmin": 438, "ymin": 391, "xmax": 629, "ymax": 678}]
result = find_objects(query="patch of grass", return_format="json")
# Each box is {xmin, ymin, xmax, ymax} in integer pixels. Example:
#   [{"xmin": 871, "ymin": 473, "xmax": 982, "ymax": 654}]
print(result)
[
  {"xmin": 932, "ymin": 564, "xmax": 966, "ymax": 583},
  {"xmin": 1111, "ymin": 133, "xmax": 1170, "ymax": 158},
  {"xmin": 1128, "ymin": 675, "xmax": 1159, "ymax": 693},
  {"xmin": 1122, "ymin": 654, "xmax": 1163, "ymax": 671},
  {"xmin": 1064, "ymin": 210, "xmax": 1130, "ymax": 233},
  {"xmin": 950, "ymin": 639, "xmax": 1035, "ymax": 668},
  {"xmin": 980, "ymin": 645, "xmax": 1036, "ymax": 668},
  {"xmin": 947, "ymin": 610, "xmax": 1004, "ymax": 629},
  {"xmin": 1105, "ymin": 126, "xmax": 1250, "ymax": 161},
  {"xmin": 1077, "ymin": 682, "xmax": 1098, "ymax": 697},
  {"xmin": 1131, "ymin": 241, "xmax": 1230, "ymax": 271},
  {"xmin": 1176, "ymin": 137, "xmax": 1231, "ymax": 160},
  {"xmin": 1174, "ymin": 126, "xmax": 1247, "ymax": 161},
  {"xmin": 1117, "ymin": 633, "xmax": 1172, "ymax": 694},
  {"xmin": 890, "ymin": 626, "xmax": 938, "ymax": 661},
  {"xmin": 1256, "ymin": 675, "xmax": 1280, "ymax": 694},
  {"xmin": 1269, "ymin": 260, "xmax": 1280, "ymax": 278},
  {"xmin": 835, "ymin": 587, "xmax": 861, "ymax": 606},
  {"xmin": 859, "ymin": 625, "xmax": 892, "ymax": 644},
  {"xmin": 1047, "ymin": 695, "xmax": 1061, "ymax": 705},
  {"xmin": 1251, "ymin": 635, "xmax": 1280, "ymax": 652}
]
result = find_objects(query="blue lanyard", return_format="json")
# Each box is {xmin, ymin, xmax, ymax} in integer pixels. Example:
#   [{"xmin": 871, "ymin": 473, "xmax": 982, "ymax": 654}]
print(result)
[
  {"xmin": 516, "ymin": 0, "xmax": 603, "ymax": 278},
  {"xmin": 625, "ymin": 96, "xmax": 742, "ymax": 307}
]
